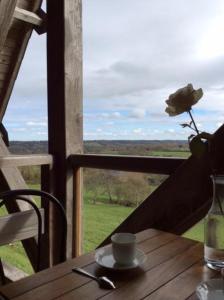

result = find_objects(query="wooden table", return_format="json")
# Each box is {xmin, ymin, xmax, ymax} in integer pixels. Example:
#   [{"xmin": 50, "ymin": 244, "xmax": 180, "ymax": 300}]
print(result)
[{"xmin": 0, "ymin": 229, "xmax": 219, "ymax": 300}]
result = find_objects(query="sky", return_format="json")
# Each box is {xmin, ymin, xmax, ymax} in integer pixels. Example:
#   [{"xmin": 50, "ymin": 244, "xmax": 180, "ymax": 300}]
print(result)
[{"xmin": 3, "ymin": 0, "xmax": 224, "ymax": 141}]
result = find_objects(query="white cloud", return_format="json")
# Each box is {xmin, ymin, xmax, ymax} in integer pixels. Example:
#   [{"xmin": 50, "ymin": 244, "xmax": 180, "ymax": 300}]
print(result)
[
  {"xmin": 26, "ymin": 121, "xmax": 47, "ymax": 127},
  {"xmin": 168, "ymin": 129, "xmax": 175, "ymax": 133},
  {"xmin": 11, "ymin": 128, "xmax": 26, "ymax": 132},
  {"xmin": 133, "ymin": 128, "xmax": 142, "ymax": 134},
  {"xmin": 216, "ymin": 122, "xmax": 223, "ymax": 127},
  {"xmin": 129, "ymin": 109, "xmax": 146, "ymax": 119},
  {"xmin": 112, "ymin": 112, "xmax": 121, "ymax": 118}
]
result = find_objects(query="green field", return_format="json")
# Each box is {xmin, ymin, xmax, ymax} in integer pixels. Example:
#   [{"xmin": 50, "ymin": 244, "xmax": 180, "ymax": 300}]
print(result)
[
  {"xmin": 183, "ymin": 220, "xmax": 204, "ymax": 242},
  {"xmin": 83, "ymin": 203, "xmax": 133, "ymax": 253},
  {"xmin": 149, "ymin": 150, "xmax": 190, "ymax": 158}
]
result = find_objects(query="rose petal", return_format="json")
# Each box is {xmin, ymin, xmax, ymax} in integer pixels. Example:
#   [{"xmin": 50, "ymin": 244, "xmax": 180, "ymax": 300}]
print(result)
[
  {"xmin": 165, "ymin": 84, "xmax": 203, "ymax": 116},
  {"xmin": 165, "ymin": 105, "xmax": 186, "ymax": 116}
]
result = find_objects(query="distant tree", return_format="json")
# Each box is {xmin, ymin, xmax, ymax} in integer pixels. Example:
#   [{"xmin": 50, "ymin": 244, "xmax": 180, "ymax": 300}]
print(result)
[
  {"xmin": 84, "ymin": 169, "xmax": 103, "ymax": 204},
  {"xmin": 101, "ymin": 170, "xmax": 116, "ymax": 203},
  {"xmin": 113, "ymin": 172, "xmax": 150, "ymax": 207},
  {"xmin": 19, "ymin": 166, "xmax": 40, "ymax": 184}
]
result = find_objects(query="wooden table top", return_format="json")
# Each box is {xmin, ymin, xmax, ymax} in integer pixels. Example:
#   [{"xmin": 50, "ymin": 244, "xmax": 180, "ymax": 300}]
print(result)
[{"xmin": 0, "ymin": 229, "xmax": 219, "ymax": 300}]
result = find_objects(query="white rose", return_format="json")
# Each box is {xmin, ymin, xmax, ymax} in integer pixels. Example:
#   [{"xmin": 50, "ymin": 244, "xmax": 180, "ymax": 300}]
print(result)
[{"xmin": 165, "ymin": 84, "xmax": 203, "ymax": 116}]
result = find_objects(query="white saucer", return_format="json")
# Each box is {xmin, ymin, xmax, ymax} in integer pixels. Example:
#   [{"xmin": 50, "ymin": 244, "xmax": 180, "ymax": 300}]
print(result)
[
  {"xmin": 95, "ymin": 247, "xmax": 147, "ymax": 270},
  {"xmin": 196, "ymin": 278, "xmax": 224, "ymax": 300}
]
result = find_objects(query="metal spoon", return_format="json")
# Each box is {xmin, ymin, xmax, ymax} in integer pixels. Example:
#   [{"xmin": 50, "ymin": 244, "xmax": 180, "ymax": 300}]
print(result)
[{"xmin": 72, "ymin": 267, "xmax": 116, "ymax": 289}]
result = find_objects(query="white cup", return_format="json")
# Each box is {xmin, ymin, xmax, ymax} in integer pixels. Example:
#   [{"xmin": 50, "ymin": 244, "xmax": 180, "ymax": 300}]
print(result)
[{"xmin": 111, "ymin": 233, "xmax": 136, "ymax": 265}]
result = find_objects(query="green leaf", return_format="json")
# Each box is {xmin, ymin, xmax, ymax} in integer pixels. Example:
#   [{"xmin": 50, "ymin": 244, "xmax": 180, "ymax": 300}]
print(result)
[
  {"xmin": 180, "ymin": 123, "xmax": 190, "ymax": 128},
  {"xmin": 189, "ymin": 136, "xmax": 208, "ymax": 158},
  {"xmin": 188, "ymin": 134, "xmax": 195, "ymax": 141}
]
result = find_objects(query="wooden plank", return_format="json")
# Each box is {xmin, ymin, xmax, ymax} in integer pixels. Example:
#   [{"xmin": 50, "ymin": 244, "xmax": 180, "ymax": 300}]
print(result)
[
  {"xmin": 12, "ymin": 238, "xmax": 197, "ymax": 300},
  {"xmin": 3, "ymin": 38, "xmax": 17, "ymax": 48},
  {"xmin": 145, "ymin": 261, "xmax": 216, "ymax": 300},
  {"xmin": 0, "ymin": 138, "xmax": 40, "ymax": 271},
  {"xmin": 69, "ymin": 154, "xmax": 185, "ymax": 175},
  {"xmin": 47, "ymin": 0, "xmax": 83, "ymax": 261},
  {"xmin": 0, "ymin": 229, "xmax": 161, "ymax": 298},
  {"xmin": 0, "ymin": 209, "xmax": 44, "ymax": 246},
  {"xmin": 99, "ymin": 244, "xmax": 202, "ymax": 300},
  {"xmin": 0, "ymin": 46, "xmax": 15, "ymax": 57},
  {"xmin": 57, "ymin": 242, "xmax": 199, "ymax": 300},
  {"xmin": 0, "ymin": 0, "xmax": 43, "ymax": 121},
  {"xmin": 0, "ymin": 55, "xmax": 10, "ymax": 64},
  {"xmin": 0, "ymin": 154, "xmax": 53, "ymax": 168},
  {"xmin": 73, "ymin": 167, "xmax": 83, "ymax": 255},
  {"xmin": 0, "ymin": 0, "xmax": 17, "ymax": 52},
  {"xmin": 13, "ymin": 7, "xmax": 43, "ymax": 27},
  {"xmin": 17, "ymin": 0, "xmax": 41, "ymax": 11},
  {"xmin": 0, "ymin": 64, "xmax": 9, "ymax": 72},
  {"xmin": 0, "ymin": 73, "xmax": 6, "ymax": 80}
]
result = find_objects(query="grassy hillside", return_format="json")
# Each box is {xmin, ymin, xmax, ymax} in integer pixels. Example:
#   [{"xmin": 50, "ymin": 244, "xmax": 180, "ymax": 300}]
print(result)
[{"xmin": 9, "ymin": 140, "xmax": 189, "ymax": 156}]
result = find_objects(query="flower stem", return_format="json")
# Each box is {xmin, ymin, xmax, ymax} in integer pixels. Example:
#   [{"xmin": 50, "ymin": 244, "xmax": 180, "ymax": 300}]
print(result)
[{"xmin": 188, "ymin": 110, "xmax": 200, "ymax": 135}]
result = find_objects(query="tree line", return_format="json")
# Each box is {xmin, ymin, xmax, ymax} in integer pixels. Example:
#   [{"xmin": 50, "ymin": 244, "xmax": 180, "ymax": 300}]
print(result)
[
  {"xmin": 19, "ymin": 166, "xmax": 165, "ymax": 208},
  {"xmin": 84, "ymin": 169, "xmax": 165, "ymax": 207}
]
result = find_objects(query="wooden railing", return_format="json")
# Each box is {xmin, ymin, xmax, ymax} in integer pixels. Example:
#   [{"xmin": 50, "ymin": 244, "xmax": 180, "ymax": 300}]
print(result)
[
  {"xmin": 0, "ymin": 154, "xmax": 53, "ymax": 168},
  {"xmin": 70, "ymin": 152, "xmax": 212, "ymax": 250},
  {"xmin": 69, "ymin": 154, "xmax": 185, "ymax": 174},
  {"xmin": 69, "ymin": 154, "xmax": 187, "ymax": 253}
]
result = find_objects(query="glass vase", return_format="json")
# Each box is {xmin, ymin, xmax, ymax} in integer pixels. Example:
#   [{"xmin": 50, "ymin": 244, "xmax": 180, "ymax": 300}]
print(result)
[{"xmin": 204, "ymin": 175, "xmax": 224, "ymax": 270}]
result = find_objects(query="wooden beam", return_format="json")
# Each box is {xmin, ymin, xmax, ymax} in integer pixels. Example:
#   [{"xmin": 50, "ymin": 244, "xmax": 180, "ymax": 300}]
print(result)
[
  {"xmin": 69, "ymin": 154, "xmax": 185, "ymax": 175},
  {"xmin": 0, "ymin": 0, "xmax": 43, "ymax": 121},
  {"xmin": 0, "ymin": 209, "xmax": 44, "ymax": 246},
  {"xmin": 0, "ymin": 154, "xmax": 53, "ymax": 168},
  {"xmin": 99, "ymin": 155, "xmax": 211, "ymax": 246},
  {"xmin": 73, "ymin": 167, "xmax": 83, "ymax": 255},
  {"xmin": 99, "ymin": 125, "xmax": 224, "ymax": 247},
  {"xmin": 0, "ymin": 138, "xmax": 41, "ymax": 271},
  {"xmin": 47, "ymin": 0, "xmax": 83, "ymax": 261},
  {"xmin": 0, "ymin": 0, "xmax": 17, "ymax": 52},
  {"xmin": 13, "ymin": 7, "xmax": 43, "ymax": 27}
]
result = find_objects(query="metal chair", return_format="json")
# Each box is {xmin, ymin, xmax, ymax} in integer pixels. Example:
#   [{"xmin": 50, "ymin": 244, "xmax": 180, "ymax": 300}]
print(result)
[{"xmin": 0, "ymin": 189, "xmax": 67, "ymax": 281}]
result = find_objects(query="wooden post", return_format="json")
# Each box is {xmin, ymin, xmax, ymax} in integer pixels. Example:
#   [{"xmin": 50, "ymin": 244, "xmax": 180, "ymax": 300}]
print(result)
[{"xmin": 47, "ymin": 0, "xmax": 83, "ymax": 261}]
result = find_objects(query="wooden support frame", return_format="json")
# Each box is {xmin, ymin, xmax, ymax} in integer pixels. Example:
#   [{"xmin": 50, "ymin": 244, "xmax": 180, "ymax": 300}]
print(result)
[
  {"xmin": 0, "ymin": 154, "xmax": 53, "ymax": 168},
  {"xmin": 0, "ymin": 209, "xmax": 44, "ymax": 246},
  {"xmin": 0, "ymin": 0, "xmax": 17, "ymax": 52},
  {"xmin": 13, "ymin": 7, "xmax": 47, "ymax": 34},
  {"xmin": 0, "ymin": 0, "xmax": 43, "ymax": 121},
  {"xmin": 69, "ymin": 154, "xmax": 185, "ymax": 175},
  {"xmin": 14, "ymin": 7, "xmax": 43, "ymax": 27},
  {"xmin": 0, "ymin": 138, "xmax": 52, "ymax": 271},
  {"xmin": 99, "ymin": 125, "xmax": 224, "ymax": 247},
  {"xmin": 47, "ymin": 0, "xmax": 83, "ymax": 260}
]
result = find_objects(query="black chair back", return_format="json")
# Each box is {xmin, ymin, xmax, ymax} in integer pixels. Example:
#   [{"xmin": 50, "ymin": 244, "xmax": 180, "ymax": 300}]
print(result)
[{"xmin": 0, "ymin": 189, "xmax": 67, "ymax": 272}]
